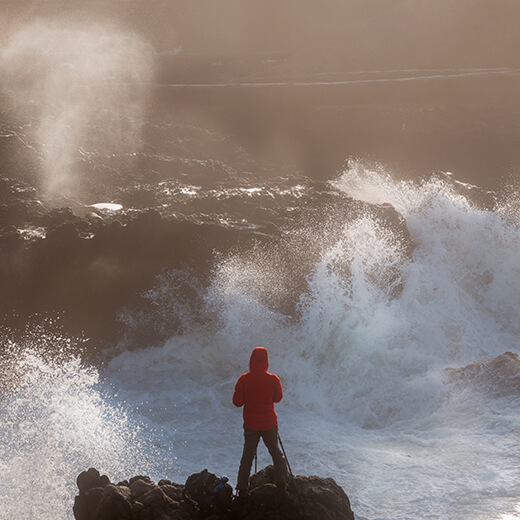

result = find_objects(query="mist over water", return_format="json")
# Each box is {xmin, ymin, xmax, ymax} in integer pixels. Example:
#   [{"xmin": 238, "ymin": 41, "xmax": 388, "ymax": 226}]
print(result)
[
  {"xmin": 2, "ymin": 2, "xmax": 520, "ymax": 520},
  {"xmin": 1, "ymin": 21, "xmax": 154, "ymax": 199}
]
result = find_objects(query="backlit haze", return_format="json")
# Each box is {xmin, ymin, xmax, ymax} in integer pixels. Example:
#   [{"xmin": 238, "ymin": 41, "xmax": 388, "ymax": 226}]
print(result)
[
  {"xmin": 2, "ymin": 3, "xmax": 520, "ymax": 520},
  {"xmin": 1, "ymin": 0, "xmax": 520, "ymax": 200}
]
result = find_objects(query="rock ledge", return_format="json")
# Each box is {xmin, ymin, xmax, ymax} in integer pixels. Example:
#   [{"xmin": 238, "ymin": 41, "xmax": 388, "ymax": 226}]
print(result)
[{"xmin": 73, "ymin": 466, "xmax": 355, "ymax": 520}]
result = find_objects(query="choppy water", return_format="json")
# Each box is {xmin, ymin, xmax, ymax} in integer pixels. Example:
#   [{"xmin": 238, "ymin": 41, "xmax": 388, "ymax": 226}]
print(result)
[
  {"xmin": 2, "ymin": 5, "xmax": 520, "ymax": 518},
  {"xmin": 2, "ymin": 165, "xmax": 520, "ymax": 519}
]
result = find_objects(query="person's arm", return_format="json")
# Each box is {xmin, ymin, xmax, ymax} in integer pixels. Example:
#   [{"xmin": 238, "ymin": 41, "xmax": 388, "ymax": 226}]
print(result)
[
  {"xmin": 273, "ymin": 375, "xmax": 283, "ymax": 403},
  {"xmin": 233, "ymin": 376, "xmax": 245, "ymax": 407}
]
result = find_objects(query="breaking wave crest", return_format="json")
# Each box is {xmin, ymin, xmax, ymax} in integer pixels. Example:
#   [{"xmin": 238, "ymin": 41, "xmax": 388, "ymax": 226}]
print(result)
[
  {"xmin": 111, "ymin": 163, "xmax": 520, "ymax": 430},
  {"xmin": 3, "ymin": 164, "xmax": 520, "ymax": 519}
]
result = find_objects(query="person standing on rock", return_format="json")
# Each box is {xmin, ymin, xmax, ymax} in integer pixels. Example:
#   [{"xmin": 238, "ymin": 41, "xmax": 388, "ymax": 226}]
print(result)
[{"xmin": 233, "ymin": 346, "xmax": 289, "ymax": 495}]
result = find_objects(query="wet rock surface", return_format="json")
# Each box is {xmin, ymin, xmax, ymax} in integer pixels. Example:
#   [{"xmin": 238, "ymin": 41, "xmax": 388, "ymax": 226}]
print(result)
[
  {"xmin": 74, "ymin": 467, "xmax": 355, "ymax": 520},
  {"xmin": 445, "ymin": 352, "xmax": 520, "ymax": 398}
]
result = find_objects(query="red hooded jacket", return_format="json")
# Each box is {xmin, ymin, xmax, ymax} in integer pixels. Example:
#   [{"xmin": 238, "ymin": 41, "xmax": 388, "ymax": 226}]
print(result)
[{"xmin": 233, "ymin": 347, "xmax": 283, "ymax": 431}]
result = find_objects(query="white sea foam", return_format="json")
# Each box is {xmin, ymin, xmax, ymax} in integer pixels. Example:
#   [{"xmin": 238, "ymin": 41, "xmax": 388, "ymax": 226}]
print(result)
[
  {"xmin": 90, "ymin": 203, "xmax": 124, "ymax": 213},
  {"xmin": 3, "ymin": 165, "xmax": 520, "ymax": 519},
  {"xmin": 102, "ymin": 165, "xmax": 520, "ymax": 518}
]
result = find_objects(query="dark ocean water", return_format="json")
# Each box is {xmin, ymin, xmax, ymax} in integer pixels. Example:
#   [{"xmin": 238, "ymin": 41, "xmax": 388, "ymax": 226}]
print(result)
[{"xmin": 2, "ymin": 4, "xmax": 520, "ymax": 519}]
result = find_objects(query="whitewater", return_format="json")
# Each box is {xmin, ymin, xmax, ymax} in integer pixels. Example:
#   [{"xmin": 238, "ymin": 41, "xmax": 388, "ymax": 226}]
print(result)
[{"xmin": 2, "ymin": 164, "xmax": 520, "ymax": 520}]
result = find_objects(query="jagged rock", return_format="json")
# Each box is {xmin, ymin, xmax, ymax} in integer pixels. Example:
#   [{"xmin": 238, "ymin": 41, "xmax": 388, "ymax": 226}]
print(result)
[
  {"xmin": 134, "ymin": 486, "xmax": 185, "ymax": 520},
  {"xmin": 86, "ymin": 211, "xmax": 105, "ymax": 225},
  {"xmin": 74, "ymin": 469, "xmax": 113, "ymax": 520},
  {"xmin": 73, "ymin": 467, "xmax": 355, "ymax": 520},
  {"xmin": 120, "ymin": 187, "xmax": 158, "ymax": 208},
  {"xmin": 0, "ymin": 224, "xmax": 20, "ymax": 247},
  {"xmin": 45, "ymin": 221, "xmax": 81, "ymax": 242},
  {"xmin": 241, "ymin": 466, "xmax": 355, "ymax": 520},
  {"xmin": 183, "ymin": 469, "xmax": 233, "ymax": 517},
  {"xmin": 249, "ymin": 483, "xmax": 286, "ymax": 510},
  {"xmin": 77, "ymin": 468, "xmax": 110, "ymax": 493},
  {"xmin": 159, "ymin": 483, "xmax": 184, "ymax": 503},
  {"xmin": 445, "ymin": 351, "xmax": 520, "ymax": 398},
  {"xmin": 97, "ymin": 485, "xmax": 133, "ymax": 520},
  {"xmin": 290, "ymin": 475, "xmax": 354, "ymax": 520},
  {"xmin": 42, "ymin": 207, "xmax": 77, "ymax": 227},
  {"xmin": 249, "ymin": 465, "xmax": 276, "ymax": 489},
  {"xmin": 130, "ymin": 478, "xmax": 156, "ymax": 500}
]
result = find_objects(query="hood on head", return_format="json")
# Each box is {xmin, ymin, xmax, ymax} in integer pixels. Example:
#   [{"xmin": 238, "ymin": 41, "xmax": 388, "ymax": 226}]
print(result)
[{"xmin": 250, "ymin": 346, "xmax": 269, "ymax": 372}]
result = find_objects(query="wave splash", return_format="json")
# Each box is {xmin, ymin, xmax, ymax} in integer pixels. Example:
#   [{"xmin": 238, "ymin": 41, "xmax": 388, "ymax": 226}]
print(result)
[
  {"xmin": 0, "ymin": 330, "xmax": 151, "ymax": 520},
  {"xmin": 112, "ymin": 163, "xmax": 520, "ymax": 430},
  {"xmin": 3, "ymin": 164, "xmax": 520, "ymax": 519}
]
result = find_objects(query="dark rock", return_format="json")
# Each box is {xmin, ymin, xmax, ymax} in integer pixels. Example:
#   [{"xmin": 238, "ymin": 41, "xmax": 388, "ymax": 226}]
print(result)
[
  {"xmin": 96, "ymin": 485, "xmax": 133, "ymax": 520},
  {"xmin": 86, "ymin": 211, "xmax": 105, "ymax": 225},
  {"xmin": 74, "ymin": 469, "xmax": 113, "ymax": 520},
  {"xmin": 0, "ymin": 199, "xmax": 30, "ymax": 225},
  {"xmin": 120, "ymin": 187, "xmax": 158, "ymax": 208},
  {"xmin": 139, "ymin": 486, "xmax": 177, "ymax": 508},
  {"xmin": 183, "ymin": 469, "xmax": 233, "ymax": 517},
  {"xmin": 160, "ymin": 483, "xmax": 184, "ymax": 503},
  {"xmin": 0, "ymin": 225, "xmax": 20, "ymax": 247},
  {"xmin": 249, "ymin": 465, "xmax": 276, "ymax": 489},
  {"xmin": 128, "ymin": 208, "xmax": 163, "ymax": 232},
  {"xmin": 445, "ymin": 351, "xmax": 520, "ymax": 398},
  {"xmin": 74, "ymin": 487, "xmax": 105, "ymax": 520},
  {"xmin": 130, "ymin": 476, "xmax": 154, "ymax": 486},
  {"xmin": 130, "ymin": 479, "xmax": 156, "ymax": 500},
  {"xmin": 133, "ymin": 486, "xmax": 184, "ymax": 520},
  {"xmin": 236, "ymin": 466, "xmax": 355, "ymax": 520},
  {"xmin": 249, "ymin": 483, "xmax": 286, "ymax": 511},
  {"xmin": 77, "ymin": 468, "xmax": 111, "ymax": 494},
  {"xmin": 45, "ymin": 221, "xmax": 80, "ymax": 242},
  {"xmin": 42, "ymin": 207, "xmax": 77, "ymax": 227},
  {"xmin": 74, "ymin": 467, "xmax": 354, "ymax": 520},
  {"xmin": 0, "ymin": 200, "xmax": 260, "ymax": 343},
  {"xmin": 1, "ymin": 224, "xmax": 18, "ymax": 235},
  {"xmin": 290, "ymin": 475, "xmax": 354, "ymax": 520}
]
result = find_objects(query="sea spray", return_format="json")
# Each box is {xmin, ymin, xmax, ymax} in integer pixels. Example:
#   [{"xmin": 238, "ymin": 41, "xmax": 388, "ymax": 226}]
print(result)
[
  {"xmin": 0, "ymin": 21, "xmax": 154, "ymax": 199},
  {"xmin": 111, "ymin": 165, "xmax": 520, "ymax": 429},
  {"xmin": 101, "ymin": 166, "xmax": 520, "ymax": 518},
  {"xmin": 334, "ymin": 161, "xmax": 520, "ymax": 338},
  {"xmin": 2, "ymin": 166, "xmax": 520, "ymax": 518},
  {"xmin": 0, "ymin": 331, "xmax": 152, "ymax": 520}
]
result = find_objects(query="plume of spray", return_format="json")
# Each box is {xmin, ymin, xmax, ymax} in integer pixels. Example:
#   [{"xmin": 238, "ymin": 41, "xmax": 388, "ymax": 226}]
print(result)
[{"xmin": 0, "ymin": 21, "xmax": 155, "ymax": 200}]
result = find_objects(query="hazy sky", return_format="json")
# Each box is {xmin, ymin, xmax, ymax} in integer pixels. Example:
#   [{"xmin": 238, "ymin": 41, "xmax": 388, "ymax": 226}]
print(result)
[{"xmin": 2, "ymin": 0, "xmax": 520, "ymax": 69}]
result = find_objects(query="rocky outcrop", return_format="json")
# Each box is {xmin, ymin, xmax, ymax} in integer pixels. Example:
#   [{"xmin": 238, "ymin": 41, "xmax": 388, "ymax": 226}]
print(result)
[
  {"xmin": 73, "ymin": 466, "xmax": 355, "ymax": 520},
  {"xmin": 0, "ymin": 202, "xmax": 257, "ymax": 342},
  {"xmin": 444, "ymin": 351, "xmax": 520, "ymax": 398}
]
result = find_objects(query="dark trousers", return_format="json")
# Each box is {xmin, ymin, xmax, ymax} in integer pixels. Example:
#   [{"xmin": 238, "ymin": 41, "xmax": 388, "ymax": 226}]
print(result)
[{"xmin": 236, "ymin": 426, "xmax": 289, "ymax": 491}]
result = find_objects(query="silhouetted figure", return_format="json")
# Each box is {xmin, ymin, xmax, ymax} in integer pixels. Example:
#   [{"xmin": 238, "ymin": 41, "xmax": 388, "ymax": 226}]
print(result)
[{"xmin": 233, "ymin": 346, "xmax": 289, "ymax": 494}]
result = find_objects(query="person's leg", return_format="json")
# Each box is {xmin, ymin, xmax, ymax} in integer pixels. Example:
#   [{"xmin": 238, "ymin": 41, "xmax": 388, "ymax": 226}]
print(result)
[
  {"xmin": 236, "ymin": 427, "xmax": 261, "ymax": 491},
  {"xmin": 261, "ymin": 427, "xmax": 289, "ymax": 486}
]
